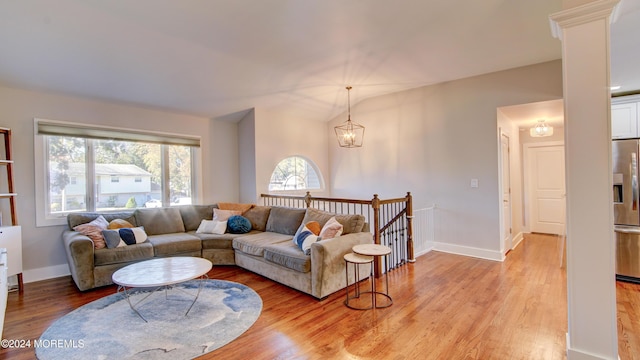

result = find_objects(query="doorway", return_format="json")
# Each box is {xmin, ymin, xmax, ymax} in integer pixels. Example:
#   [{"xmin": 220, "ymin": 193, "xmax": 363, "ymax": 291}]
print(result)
[
  {"xmin": 523, "ymin": 142, "xmax": 566, "ymax": 235},
  {"xmin": 497, "ymin": 99, "xmax": 565, "ymax": 252}
]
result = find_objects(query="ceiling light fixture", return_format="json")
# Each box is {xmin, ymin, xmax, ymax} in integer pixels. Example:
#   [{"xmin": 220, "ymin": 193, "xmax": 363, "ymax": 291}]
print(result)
[
  {"xmin": 530, "ymin": 119, "xmax": 554, "ymax": 137},
  {"xmin": 334, "ymin": 86, "xmax": 364, "ymax": 148}
]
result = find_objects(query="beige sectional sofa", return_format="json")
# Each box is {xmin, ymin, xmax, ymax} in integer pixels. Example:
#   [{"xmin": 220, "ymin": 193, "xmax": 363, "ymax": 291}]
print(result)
[{"xmin": 62, "ymin": 204, "xmax": 372, "ymax": 299}]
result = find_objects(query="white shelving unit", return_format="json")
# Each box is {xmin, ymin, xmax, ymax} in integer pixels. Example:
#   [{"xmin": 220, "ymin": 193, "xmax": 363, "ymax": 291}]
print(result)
[{"xmin": 0, "ymin": 127, "xmax": 21, "ymax": 292}]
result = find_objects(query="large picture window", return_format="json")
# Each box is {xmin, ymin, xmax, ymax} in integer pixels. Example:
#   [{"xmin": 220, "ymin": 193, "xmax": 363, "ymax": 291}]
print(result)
[
  {"xmin": 36, "ymin": 119, "xmax": 200, "ymax": 225},
  {"xmin": 269, "ymin": 156, "xmax": 323, "ymax": 192}
]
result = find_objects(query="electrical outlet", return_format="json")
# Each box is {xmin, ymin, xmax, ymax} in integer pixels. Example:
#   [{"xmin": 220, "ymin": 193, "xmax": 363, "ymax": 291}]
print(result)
[{"xmin": 471, "ymin": 178, "xmax": 479, "ymax": 188}]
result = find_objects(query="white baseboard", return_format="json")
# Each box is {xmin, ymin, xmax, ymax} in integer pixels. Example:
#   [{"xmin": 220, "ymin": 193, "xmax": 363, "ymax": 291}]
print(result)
[
  {"xmin": 511, "ymin": 232, "xmax": 524, "ymax": 250},
  {"xmin": 23, "ymin": 264, "xmax": 70, "ymax": 284},
  {"xmin": 432, "ymin": 242, "xmax": 503, "ymax": 262},
  {"xmin": 566, "ymin": 332, "xmax": 618, "ymax": 360},
  {"xmin": 414, "ymin": 242, "xmax": 435, "ymax": 258}
]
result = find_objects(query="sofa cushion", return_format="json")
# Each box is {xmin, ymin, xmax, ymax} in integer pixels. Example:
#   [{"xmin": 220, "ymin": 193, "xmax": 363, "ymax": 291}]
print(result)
[
  {"xmin": 94, "ymin": 242, "xmax": 154, "ymax": 266},
  {"xmin": 135, "ymin": 208, "xmax": 185, "ymax": 236},
  {"xmin": 179, "ymin": 205, "xmax": 215, "ymax": 232},
  {"xmin": 265, "ymin": 207, "xmax": 306, "ymax": 235},
  {"xmin": 233, "ymin": 232, "xmax": 293, "ymax": 256},
  {"xmin": 263, "ymin": 242, "xmax": 311, "ymax": 273},
  {"xmin": 67, "ymin": 211, "xmax": 136, "ymax": 230},
  {"xmin": 243, "ymin": 206, "xmax": 271, "ymax": 231},
  {"xmin": 195, "ymin": 231, "xmax": 261, "ymax": 250},
  {"xmin": 147, "ymin": 233, "xmax": 201, "ymax": 257},
  {"xmin": 302, "ymin": 208, "xmax": 366, "ymax": 234}
]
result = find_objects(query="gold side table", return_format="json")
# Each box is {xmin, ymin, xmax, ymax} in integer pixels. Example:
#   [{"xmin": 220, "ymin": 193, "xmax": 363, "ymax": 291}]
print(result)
[
  {"xmin": 352, "ymin": 243, "xmax": 393, "ymax": 308},
  {"xmin": 343, "ymin": 252, "xmax": 374, "ymax": 310}
]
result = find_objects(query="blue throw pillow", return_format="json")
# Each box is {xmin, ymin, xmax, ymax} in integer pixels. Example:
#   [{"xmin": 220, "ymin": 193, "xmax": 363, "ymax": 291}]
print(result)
[{"xmin": 227, "ymin": 215, "xmax": 252, "ymax": 234}]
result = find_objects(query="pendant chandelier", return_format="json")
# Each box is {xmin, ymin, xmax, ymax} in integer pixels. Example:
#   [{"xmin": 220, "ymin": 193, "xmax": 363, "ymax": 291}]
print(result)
[
  {"xmin": 334, "ymin": 86, "xmax": 365, "ymax": 148},
  {"xmin": 529, "ymin": 119, "xmax": 554, "ymax": 137}
]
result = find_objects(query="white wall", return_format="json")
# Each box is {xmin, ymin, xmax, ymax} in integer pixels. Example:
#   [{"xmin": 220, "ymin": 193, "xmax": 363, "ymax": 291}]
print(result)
[
  {"xmin": 0, "ymin": 84, "xmax": 238, "ymax": 280},
  {"xmin": 329, "ymin": 60, "xmax": 563, "ymax": 260},
  {"xmin": 497, "ymin": 109, "xmax": 524, "ymax": 248},
  {"xmin": 207, "ymin": 115, "xmax": 240, "ymax": 204},
  {"xmin": 246, "ymin": 107, "xmax": 330, "ymax": 203},
  {"xmin": 238, "ymin": 109, "xmax": 257, "ymax": 203}
]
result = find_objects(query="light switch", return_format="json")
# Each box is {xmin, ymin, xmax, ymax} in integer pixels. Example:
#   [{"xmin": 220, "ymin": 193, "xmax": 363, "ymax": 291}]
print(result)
[{"xmin": 470, "ymin": 178, "xmax": 479, "ymax": 188}]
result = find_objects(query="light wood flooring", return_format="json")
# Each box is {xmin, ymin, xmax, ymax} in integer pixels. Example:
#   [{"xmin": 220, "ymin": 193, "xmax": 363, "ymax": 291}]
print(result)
[{"xmin": 3, "ymin": 233, "xmax": 640, "ymax": 359}]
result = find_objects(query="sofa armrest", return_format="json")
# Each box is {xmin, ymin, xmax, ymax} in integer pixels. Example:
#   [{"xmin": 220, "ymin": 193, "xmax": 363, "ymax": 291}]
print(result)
[
  {"xmin": 309, "ymin": 232, "xmax": 373, "ymax": 298},
  {"xmin": 62, "ymin": 230, "xmax": 95, "ymax": 291}
]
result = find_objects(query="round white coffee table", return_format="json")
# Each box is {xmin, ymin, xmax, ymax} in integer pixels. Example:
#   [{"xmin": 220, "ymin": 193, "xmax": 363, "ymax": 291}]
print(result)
[{"xmin": 112, "ymin": 257, "xmax": 212, "ymax": 322}]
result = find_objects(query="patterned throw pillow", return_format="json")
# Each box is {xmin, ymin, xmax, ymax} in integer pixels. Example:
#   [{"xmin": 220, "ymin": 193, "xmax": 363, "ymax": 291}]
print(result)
[
  {"xmin": 227, "ymin": 215, "xmax": 252, "ymax": 234},
  {"xmin": 319, "ymin": 216, "xmax": 343, "ymax": 240},
  {"xmin": 102, "ymin": 227, "xmax": 148, "ymax": 248},
  {"xmin": 196, "ymin": 220, "xmax": 227, "ymax": 234},
  {"xmin": 73, "ymin": 215, "xmax": 110, "ymax": 249},
  {"xmin": 293, "ymin": 223, "xmax": 320, "ymax": 255},
  {"xmin": 305, "ymin": 221, "xmax": 321, "ymax": 235}
]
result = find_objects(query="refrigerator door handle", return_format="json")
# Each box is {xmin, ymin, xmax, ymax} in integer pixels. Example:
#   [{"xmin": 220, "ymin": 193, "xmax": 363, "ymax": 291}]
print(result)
[{"xmin": 633, "ymin": 152, "xmax": 638, "ymax": 211}]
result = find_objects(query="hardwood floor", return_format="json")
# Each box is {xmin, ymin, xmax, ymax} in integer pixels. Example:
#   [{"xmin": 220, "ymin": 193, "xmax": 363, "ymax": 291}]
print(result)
[{"xmin": 3, "ymin": 233, "xmax": 640, "ymax": 359}]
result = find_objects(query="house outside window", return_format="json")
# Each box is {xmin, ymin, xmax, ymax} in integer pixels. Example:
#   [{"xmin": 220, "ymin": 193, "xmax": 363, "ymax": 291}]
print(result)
[
  {"xmin": 36, "ymin": 119, "xmax": 200, "ymax": 225},
  {"xmin": 268, "ymin": 156, "xmax": 323, "ymax": 192}
]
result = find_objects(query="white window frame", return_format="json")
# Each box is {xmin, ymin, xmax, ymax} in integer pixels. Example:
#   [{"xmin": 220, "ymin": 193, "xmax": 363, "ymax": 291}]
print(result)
[
  {"xmin": 34, "ymin": 118, "xmax": 202, "ymax": 227},
  {"xmin": 268, "ymin": 155, "xmax": 325, "ymax": 195}
]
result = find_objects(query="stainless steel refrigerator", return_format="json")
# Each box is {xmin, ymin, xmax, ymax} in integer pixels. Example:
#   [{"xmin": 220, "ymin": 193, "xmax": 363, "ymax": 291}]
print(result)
[{"xmin": 613, "ymin": 139, "xmax": 640, "ymax": 282}]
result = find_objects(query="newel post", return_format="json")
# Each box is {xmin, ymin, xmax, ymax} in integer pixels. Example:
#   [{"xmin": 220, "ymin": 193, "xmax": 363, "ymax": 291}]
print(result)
[
  {"xmin": 406, "ymin": 192, "xmax": 415, "ymax": 263},
  {"xmin": 304, "ymin": 191, "xmax": 312, "ymax": 208},
  {"xmin": 372, "ymin": 194, "xmax": 382, "ymax": 277}
]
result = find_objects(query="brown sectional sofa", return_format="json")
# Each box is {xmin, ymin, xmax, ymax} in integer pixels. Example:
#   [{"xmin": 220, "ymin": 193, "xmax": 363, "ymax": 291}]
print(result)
[{"xmin": 62, "ymin": 204, "xmax": 372, "ymax": 299}]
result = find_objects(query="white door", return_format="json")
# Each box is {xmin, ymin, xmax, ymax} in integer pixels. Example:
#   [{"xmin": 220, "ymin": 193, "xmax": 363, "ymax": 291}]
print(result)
[
  {"xmin": 528, "ymin": 144, "xmax": 566, "ymax": 235},
  {"xmin": 500, "ymin": 134, "xmax": 512, "ymax": 253}
]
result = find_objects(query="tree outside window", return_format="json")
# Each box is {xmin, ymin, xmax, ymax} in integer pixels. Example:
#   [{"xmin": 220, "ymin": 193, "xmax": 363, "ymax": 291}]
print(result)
[
  {"xmin": 269, "ymin": 156, "xmax": 322, "ymax": 191},
  {"xmin": 46, "ymin": 135, "xmax": 194, "ymax": 214}
]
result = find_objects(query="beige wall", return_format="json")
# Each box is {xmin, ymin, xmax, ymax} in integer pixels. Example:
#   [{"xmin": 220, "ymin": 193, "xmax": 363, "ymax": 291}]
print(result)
[
  {"xmin": 0, "ymin": 84, "xmax": 238, "ymax": 280},
  {"xmin": 328, "ymin": 60, "xmax": 563, "ymax": 259}
]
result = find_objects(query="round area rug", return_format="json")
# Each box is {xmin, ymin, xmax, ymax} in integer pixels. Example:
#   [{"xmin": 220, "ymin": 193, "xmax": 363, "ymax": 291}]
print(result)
[{"xmin": 36, "ymin": 279, "xmax": 262, "ymax": 360}]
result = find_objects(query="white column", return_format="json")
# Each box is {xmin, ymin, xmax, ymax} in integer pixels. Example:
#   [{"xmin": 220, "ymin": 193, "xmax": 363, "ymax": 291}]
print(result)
[{"xmin": 550, "ymin": 1, "xmax": 620, "ymax": 359}]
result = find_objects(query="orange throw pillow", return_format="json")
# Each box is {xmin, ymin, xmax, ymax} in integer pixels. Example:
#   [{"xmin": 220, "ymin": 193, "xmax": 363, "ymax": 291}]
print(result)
[{"xmin": 108, "ymin": 219, "xmax": 134, "ymax": 229}]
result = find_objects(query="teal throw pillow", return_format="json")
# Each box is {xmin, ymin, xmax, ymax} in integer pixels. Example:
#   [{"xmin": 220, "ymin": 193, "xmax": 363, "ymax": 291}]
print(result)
[{"xmin": 227, "ymin": 215, "xmax": 251, "ymax": 234}]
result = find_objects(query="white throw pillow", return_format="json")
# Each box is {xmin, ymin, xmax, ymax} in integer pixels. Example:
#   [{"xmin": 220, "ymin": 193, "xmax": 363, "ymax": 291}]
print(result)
[{"xmin": 196, "ymin": 219, "xmax": 227, "ymax": 234}]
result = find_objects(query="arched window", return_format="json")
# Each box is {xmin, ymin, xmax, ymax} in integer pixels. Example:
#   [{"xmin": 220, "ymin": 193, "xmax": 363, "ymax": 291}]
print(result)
[{"xmin": 269, "ymin": 156, "xmax": 323, "ymax": 191}]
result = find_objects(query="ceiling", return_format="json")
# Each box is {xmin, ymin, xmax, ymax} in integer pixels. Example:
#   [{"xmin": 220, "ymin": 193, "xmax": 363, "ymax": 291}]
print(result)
[{"xmin": 0, "ymin": 1, "xmax": 638, "ymax": 123}]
